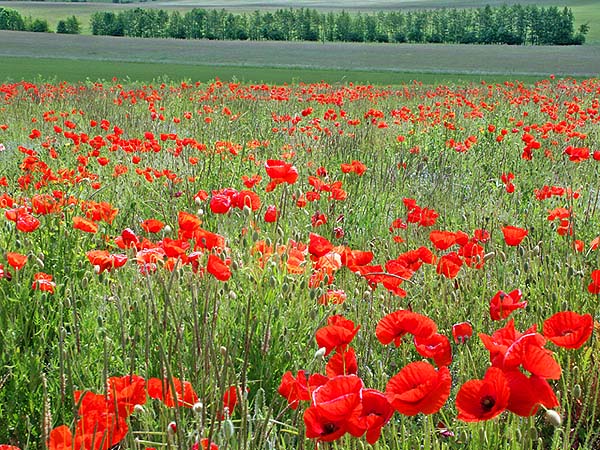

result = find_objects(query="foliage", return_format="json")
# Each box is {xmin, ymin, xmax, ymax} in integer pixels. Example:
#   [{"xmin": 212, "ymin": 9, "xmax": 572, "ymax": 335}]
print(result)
[{"xmin": 86, "ymin": 5, "xmax": 588, "ymax": 45}]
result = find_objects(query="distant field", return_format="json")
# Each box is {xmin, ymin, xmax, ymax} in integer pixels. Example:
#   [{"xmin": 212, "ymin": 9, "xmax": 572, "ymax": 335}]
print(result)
[
  {"xmin": 1, "ymin": 0, "xmax": 598, "ymax": 43},
  {"xmin": 0, "ymin": 55, "xmax": 555, "ymax": 84},
  {"xmin": 1, "ymin": 31, "xmax": 599, "ymax": 83}
]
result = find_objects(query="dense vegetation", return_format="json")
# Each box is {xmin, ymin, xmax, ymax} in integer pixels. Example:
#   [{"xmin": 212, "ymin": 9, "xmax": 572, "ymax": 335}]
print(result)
[
  {"xmin": 89, "ymin": 5, "xmax": 588, "ymax": 45},
  {"xmin": 0, "ymin": 5, "xmax": 589, "ymax": 44}
]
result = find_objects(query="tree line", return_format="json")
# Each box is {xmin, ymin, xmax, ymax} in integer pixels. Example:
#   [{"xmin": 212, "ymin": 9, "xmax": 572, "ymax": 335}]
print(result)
[
  {"xmin": 0, "ymin": 7, "xmax": 80, "ymax": 33},
  {"xmin": 90, "ymin": 5, "xmax": 589, "ymax": 45},
  {"xmin": 0, "ymin": 5, "xmax": 589, "ymax": 45}
]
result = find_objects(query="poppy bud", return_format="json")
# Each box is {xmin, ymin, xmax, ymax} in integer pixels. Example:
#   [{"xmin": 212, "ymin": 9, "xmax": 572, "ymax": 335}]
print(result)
[
  {"xmin": 518, "ymin": 246, "xmax": 525, "ymax": 257},
  {"xmin": 220, "ymin": 346, "xmax": 228, "ymax": 357},
  {"xmin": 498, "ymin": 251, "xmax": 506, "ymax": 261},
  {"xmin": 573, "ymin": 384, "xmax": 582, "ymax": 399},
  {"xmin": 527, "ymin": 427, "xmax": 538, "ymax": 441},
  {"xmin": 251, "ymin": 230, "xmax": 259, "ymax": 242},
  {"xmin": 133, "ymin": 404, "xmax": 145, "ymax": 414},
  {"xmin": 243, "ymin": 205, "xmax": 252, "ymax": 216},
  {"xmin": 35, "ymin": 257, "xmax": 45, "ymax": 268},
  {"xmin": 193, "ymin": 402, "xmax": 203, "ymax": 413},
  {"xmin": 314, "ymin": 347, "xmax": 326, "ymax": 360},
  {"xmin": 523, "ymin": 262, "xmax": 529, "ymax": 272},
  {"xmin": 164, "ymin": 225, "xmax": 172, "ymax": 234},
  {"xmin": 532, "ymin": 245, "xmax": 540, "ymax": 255},
  {"xmin": 167, "ymin": 421, "xmax": 177, "ymax": 435},
  {"xmin": 545, "ymin": 410, "xmax": 562, "ymax": 427},
  {"xmin": 223, "ymin": 418, "xmax": 235, "ymax": 439},
  {"xmin": 228, "ymin": 290, "xmax": 237, "ymax": 300},
  {"xmin": 195, "ymin": 196, "xmax": 202, "ymax": 206}
]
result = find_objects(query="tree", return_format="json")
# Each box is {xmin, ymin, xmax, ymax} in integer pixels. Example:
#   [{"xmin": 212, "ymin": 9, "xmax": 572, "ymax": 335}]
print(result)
[
  {"xmin": 0, "ymin": 7, "xmax": 25, "ymax": 31},
  {"xmin": 28, "ymin": 18, "xmax": 49, "ymax": 32},
  {"xmin": 57, "ymin": 15, "xmax": 80, "ymax": 34}
]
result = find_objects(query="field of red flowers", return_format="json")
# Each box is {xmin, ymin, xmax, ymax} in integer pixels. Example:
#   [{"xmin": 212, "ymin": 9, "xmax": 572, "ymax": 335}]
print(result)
[{"xmin": 0, "ymin": 76, "xmax": 599, "ymax": 450}]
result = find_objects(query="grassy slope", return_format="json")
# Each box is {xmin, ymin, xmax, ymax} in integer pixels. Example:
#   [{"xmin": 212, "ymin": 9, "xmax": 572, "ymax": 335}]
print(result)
[
  {"xmin": 1, "ymin": 0, "xmax": 598, "ymax": 42},
  {"xmin": 0, "ymin": 31, "xmax": 599, "ymax": 84}
]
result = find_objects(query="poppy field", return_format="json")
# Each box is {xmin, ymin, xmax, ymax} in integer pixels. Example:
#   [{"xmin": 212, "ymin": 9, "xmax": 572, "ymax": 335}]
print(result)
[{"xmin": 0, "ymin": 76, "xmax": 599, "ymax": 450}]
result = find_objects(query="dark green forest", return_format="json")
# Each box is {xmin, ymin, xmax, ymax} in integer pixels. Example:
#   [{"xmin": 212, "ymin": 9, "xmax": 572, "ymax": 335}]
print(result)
[{"xmin": 0, "ymin": 5, "xmax": 589, "ymax": 44}]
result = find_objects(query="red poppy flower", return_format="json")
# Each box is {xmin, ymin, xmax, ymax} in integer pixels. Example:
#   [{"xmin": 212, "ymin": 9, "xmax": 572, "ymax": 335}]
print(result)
[
  {"xmin": 178, "ymin": 211, "xmax": 202, "ymax": 239},
  {"xmin": 414, "ymin": 333, "xmax": 452, "ymax": 367},
  {"xmin": 6, "ymin": 252, "xmax": 27, "ymax": 270},
  {"xmin": 86, "ymin": 250, "xmax": 128, "ymax": 274},
  {"xmin": 436, "ymin": 252, "xmax": 463, "ymax": 278},
  {"xmin": 429, "ymin": 230, "xmax": 457, "ymax": 251},
  {"xmin": 308, "ymin": 233, "xmax": 333, "ymax": 258},
  {"xmin": 376, "ymin": 310, "xmax": 437, "ymax": 347},
  {"xmin": 0, "ymin": 446, "xmax": 21, "ymax": 450},
  {"xmin": 107, "ymin": 375, "xmax": 147, "ymax": 418},
  {"xmin": 192, "ymin": 439, "xmax": 219, "ymax": 450},
  {"xmin": 501, "ymin": 226, "xmax": 528, "ymax": 246},
  {"xmin": 210, "ymin": 194, "xmax": 232, "ymax": 214},
  {"xmin": 147, "ymin": 377, "xmax": 198, "ymax": 408},
  {"xmin": 318, "ymin": 289, "xmax": 347, "ymax": 305},
  {"xmin": 326, "ymin": 347, "xmax": 358, "ymax": 377},
  {"xmin": 504, "ymin": 369, "xmax": 558, "ymax": 416},
  {"xmin": 385, "ymin": 361, "xmax": 451, "ymax": 416},
  {"xmin": 303, "ymin": 405, "xmax": 348, "ymax": 442},
  {"xmin": 264, "ymin": 205, "xmax": 278, "ymax": 223},
  {"xmin": 588, "ymin": 270, "xmax": 600, "ymax": 294},
  {"xmin": 47, "ymin": 425, "xmax": 73, "ymax": 450},
  {"xmin": 315, "ymin": 315, "xmax": 360, "ymax": 356},
  {"xmin": 32, "ymin": 272, "xmax": 55, "ymax": 293},
  {"xmin": 278, "ymin": 371, "xmax": 310, "ymax": 409},
  {"xmin": 346, "ymin": 388, "xmax": 394, "ymax": 444},
  {"xmin": 141, "ymin": 218, "xmax": 164, "ymax": 233},
  {"xmin": 502, "ymin": 333, "xmax": 561, "ymax": 379},
  {"xmin": 222, "ymin": 385, "xmax": 238, "ymax": 418},
  {"xmin": 265, "ymin": 159, "xmax": 298, "ymax": 185},
  {"xmin": 479, "ymin": 319, "xmax": 537, "ymax": 368},
  {"xmin": 489, "ymin": 289, "xmax": 527, "ymax": 321},
  {"xmin": 16, "ymin": 214, "xmax": 40, "ymax": 232},
  {"xmin": 452, "ymin": 322, "xmax": 473, "ymax": 344},
  {"xmin": 312, "ymin": 375, "xmax": 363, "ymax": 423},
  {"xmin": 234, "ymin": 190, "xmax": 261, "ymax": 211},
  {"xmin": 543, "ymin": 311, "xmax": 593, "ymax": 349},
  {"xmin": 455, "ymin": 367, "xmax": 509, "ymax": 422},
  {"xmin": 206, "ymin": 254, "xmax": 231, "ymax": 281}
]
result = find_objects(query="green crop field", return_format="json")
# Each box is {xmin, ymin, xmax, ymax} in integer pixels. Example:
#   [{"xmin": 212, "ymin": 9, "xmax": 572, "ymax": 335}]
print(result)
[
  {"xmin": 1, "ymin": 0, "xmax": 599, "ymax": 42},
  {"xmin": 0, "ymin": 31, "xmax": 599, "ymax": 84}
]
